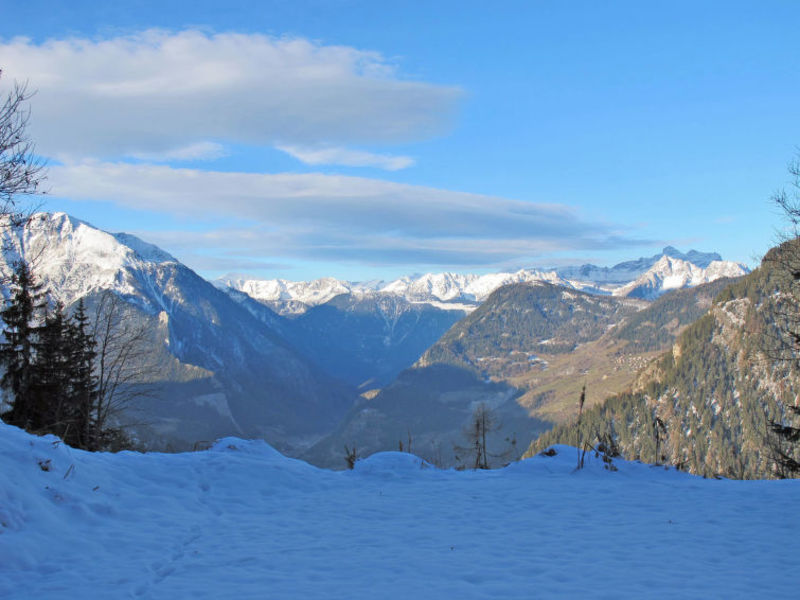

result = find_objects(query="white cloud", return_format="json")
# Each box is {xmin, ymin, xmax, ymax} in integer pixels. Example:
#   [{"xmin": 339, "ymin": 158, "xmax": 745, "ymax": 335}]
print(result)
[
  {"xmin": 128, "ymin": 141, "xmax": 228, "ymax": 162},
  {"xmin": 276, "ymin": 145, "xmax": 415, "ymax": 171},
  {"xmin": 48, "ymin": 161, "xmax": 651, "ymax": 269},
  {"xmin": 0, "ymin": 30, "xmax": 461, "ymax": 160}
]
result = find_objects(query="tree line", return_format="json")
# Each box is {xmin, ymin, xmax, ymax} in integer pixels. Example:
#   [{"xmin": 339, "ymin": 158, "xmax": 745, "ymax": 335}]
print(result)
[{"xmin": 0, "ymin": 260, "xmax": 150, "ymax": 451}]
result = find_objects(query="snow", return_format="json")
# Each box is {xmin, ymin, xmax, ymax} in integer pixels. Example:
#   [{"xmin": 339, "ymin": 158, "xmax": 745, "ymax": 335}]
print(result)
[
  {"xmin": 1, "ymin": 423, "xmax": 798, "ymax": 599},
  {"xmin": 0, "ymin": 212, "xmax": 177, "ymax": 307},
  {"xmin": 614, "ymin": 256, "xmax": 749, "ymax": 300},
  {"xmin": 220, "ymin": 256, "xmax": 748, "ymax": 315},
  {"xmin": 0, "ymin": 214, "xmax": 749, "ymax": 319}
]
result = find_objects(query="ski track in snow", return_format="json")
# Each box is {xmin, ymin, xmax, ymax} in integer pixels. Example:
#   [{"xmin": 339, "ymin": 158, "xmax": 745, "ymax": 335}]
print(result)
[{"xmin": 1, "ymin": 423, "xmax": 798, "ymax": 599}]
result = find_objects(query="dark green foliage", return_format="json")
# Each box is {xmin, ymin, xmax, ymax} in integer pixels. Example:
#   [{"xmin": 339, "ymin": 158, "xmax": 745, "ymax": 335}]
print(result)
[
  {"xmin": 0, "ymin": 263, "xmax": 121, "ymax": 450},
  {"xmin": 0, "ymin": 260, "xmax": 46, "ymax": 428},
  {"xmin": 29, "ymin": 303, "xmax": 75, "ymax": 441},
  {"xmin": 68, "ymin": 299, "xmax": 98, "ymax": 448},
  {"xmin": 28, "ymin": 299, "xmax": 99, "ymax": 448}
]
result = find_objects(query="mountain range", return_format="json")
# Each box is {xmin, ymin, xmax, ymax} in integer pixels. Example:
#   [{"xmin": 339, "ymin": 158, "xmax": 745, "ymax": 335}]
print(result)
[
  {"xmin": 218, "ymin": 247, "xmax": 748, "ymax": 315},
  {"xmin": 0, "ymin": 211, "xmax": 754, "ymax": 469},
  {"xmin": 302, "ymin": 276, "xmax": 740, "ymax": 469}
]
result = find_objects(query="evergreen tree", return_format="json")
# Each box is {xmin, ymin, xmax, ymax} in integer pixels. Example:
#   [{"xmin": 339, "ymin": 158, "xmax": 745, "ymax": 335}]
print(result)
[
  {"xmin": 0, "ymin": 263, "xmax": 102, "ymax": 449},
  {"xmin": 67, "ymin": 299, "xmax": 98, "ymax": 449},
  {"xmin": 0, "ymin": 260, "xmax": 45, "ymax": 428},
  {"xmin": 30, "ymin": 302, "xmax": 74, "ymax": 439},
  {"xmin": 27, "ymin": 300, "xmax": 100, "ymax": 449}
]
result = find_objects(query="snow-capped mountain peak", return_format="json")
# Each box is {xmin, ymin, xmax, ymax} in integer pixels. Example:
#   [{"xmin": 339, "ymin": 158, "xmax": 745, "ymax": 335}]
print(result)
[
  {"xmin": 0, "ymin": 212, "xmax": 177, "ymax": 305},
  {"xmin": 614, "ymin": 255, "xmax": 748, "ymax": 300},
  {"xmin": 219, "ymin": 248, "xmax": 749, "ymax": 315},
  {"xmin": 216, "ymin": 275, "xmax": 360, "ymax": 315}
]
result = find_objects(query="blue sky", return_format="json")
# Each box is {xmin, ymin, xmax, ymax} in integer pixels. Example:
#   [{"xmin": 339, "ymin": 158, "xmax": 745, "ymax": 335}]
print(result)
[{"xmin": 1, "ymin": 1, "xmax": 798, "ymax": 281}]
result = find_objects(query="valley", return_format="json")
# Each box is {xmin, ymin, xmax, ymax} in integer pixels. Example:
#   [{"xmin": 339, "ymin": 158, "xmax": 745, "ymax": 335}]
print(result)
[
  {"xmin": 0, "ymin": 211, "xmax": 761, "ymax": 472},
  {"xmin": 2, "ymin": 8, "xmax": 798, "ymax": 598}
]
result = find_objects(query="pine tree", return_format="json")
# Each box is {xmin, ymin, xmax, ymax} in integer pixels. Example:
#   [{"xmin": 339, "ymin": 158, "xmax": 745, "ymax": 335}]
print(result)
[
  {"xmin": 0, "ymin": 264, "xmax": 101, "ymax": 449},
  {"xmin": 67, "ymin": 299, "xmax": 98, "ymax": 449},
  {"xmin": 0, "ymin": 260, "xmax": 46, "ymax": 428},
  {"xmin": 30, "ymin": 302, "xmax": 73, "ymax": 439},
  {"xmin": 27, "ymin": 300, "xmax": 100, "ymax": 449}
]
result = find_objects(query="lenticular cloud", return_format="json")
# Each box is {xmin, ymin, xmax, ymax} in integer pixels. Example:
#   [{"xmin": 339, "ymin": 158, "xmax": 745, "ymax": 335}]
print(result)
[{"xmin": 0, "ymin": 30, "xmax": 462, "ymax": 160}]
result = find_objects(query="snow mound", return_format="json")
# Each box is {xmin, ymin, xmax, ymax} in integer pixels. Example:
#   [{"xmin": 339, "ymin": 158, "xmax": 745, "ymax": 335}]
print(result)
[
  {"xmin": 209, "ymin": 436, "xmax": 287, "ymax": 459},
  {"xmin": 352, "ymin": 451, "xmax": 433, "ymax": 477}
]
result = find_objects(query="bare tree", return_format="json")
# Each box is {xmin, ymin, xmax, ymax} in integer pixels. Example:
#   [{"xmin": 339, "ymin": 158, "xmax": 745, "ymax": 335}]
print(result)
[
  {"xmin": 90, "ymin": 290, "xmax": 161, "ymax": 444},
  {"xmin": 0, "ymin": 72, "xmax": 46, "ymax": 221},
  {"xmin": 763, "ymin": 154, "xmax": 800, "ymax": 476},
  {"xmin": 455, "ymin": 403, "xmax": 499, "ymax": 470}
]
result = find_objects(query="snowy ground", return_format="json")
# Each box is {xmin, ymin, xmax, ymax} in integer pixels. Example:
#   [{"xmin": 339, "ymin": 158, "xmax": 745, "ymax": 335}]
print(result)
[{"xmin": 1, "ymin": 422, "xmax": 798, "ymax": 599}]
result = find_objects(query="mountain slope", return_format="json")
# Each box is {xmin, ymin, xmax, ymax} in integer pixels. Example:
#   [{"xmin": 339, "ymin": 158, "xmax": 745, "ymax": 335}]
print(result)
[
  {"xmin": 420, "ymin": 282, "xmax": 645, "ymax": 374},
  {"xmin": 0, "ymin": 213, "xmax": 356, "ymax": 453},
  {"xmin": 609, "ymin": 277, "xmax": 737, "ymax": 352},
  {"xmin": 525, "ymin": 246, "xmax": 799, "ymax": 478},
  {"xmin": 306, "ymin": 275, "xmax": 750, "ymax": 469},
  {"xmin": 221, "ymin": 286, "xmax": 466, "ymax": 389},
  {"xmin": 282, "ymin": 293, "xmax": 466, "ymax": 388},
  {"xmin": 304, "ymin": 283, "xmax": 645, "ymax": 468},
  {"xmin": 614, "ymin": 256, "xmax": 747, "ymax": 300}
]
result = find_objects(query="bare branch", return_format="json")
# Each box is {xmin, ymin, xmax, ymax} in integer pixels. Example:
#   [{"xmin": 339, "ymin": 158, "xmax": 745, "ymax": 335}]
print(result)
[
  {"xmin": 90, "ymin": 290, "xmax": 161, "ymax": 434},
  {"xmin": 0, "ymin": 73, "xmax": 46, "ymax": 222}
]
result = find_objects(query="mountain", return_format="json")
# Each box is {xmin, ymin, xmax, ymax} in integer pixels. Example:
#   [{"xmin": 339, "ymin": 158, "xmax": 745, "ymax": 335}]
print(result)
[
  {"xmin": 216, "ymin": 275, "xmax": 367, "ymax": 316},
  {"xmin": 220, "ymin": 284, "xmax": 467, "ymax": 389},
  {"xmin": 220, "ymin": 248, "xmax": 748, "ymax": 317},
  {"xmin": 609, "ymin": 277, "xmax": 738, "ymax": 353},
  {"xmin": 304, "ymin": 274, "xmax": 750, "ymax": 469},
  {"xmin": 525, "ymin": 245, "xmax": 799, "ymax": 479},
  {"xmin": 419, "ymin": 282, "xmax": 645, "ymax": 372},
  {"xmin": 303, "ymin": 283, "xmax": 645, "ymax": 468},
  {"xmin": 377, "ymin": 269, "xmax": 571, "ymax": 304},
  {"xmin": 613, "ymin": 255, "xmax": 748, "ymax": 300},
  {"xmin": 0, "ymin": 213, "xmax": 356, "ymax": 453},
  {"xmin": 302, "ymin": 362, "xmax": 540, "ymax": 469},
  {"xmin": 279, "ymin": 293, "xmax": 466, "ymax": 388},
  {"xmin": 556, "ymin": 246, "xmax": 725, "ymax": 283}
]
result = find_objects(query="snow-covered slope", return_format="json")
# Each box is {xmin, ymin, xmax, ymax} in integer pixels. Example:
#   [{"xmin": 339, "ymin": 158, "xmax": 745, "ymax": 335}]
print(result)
[
  {"xmin": 614, "ymin": 256, "xmax": 748, "ymax": 300},
  {"xmin": 216, "ymin": 275, "xmax": 366, "ymax": 316},
  {"xmin": 0, "ymin": 212, "xmax": 178, "ymax": 306},
  {"xmin": 556, "ymin": 245, "xmax": 725, "ymax": 283},
  {"xmin": 379, "ymin": 269, "xmax": 571, "ymax": 304},
  {"xmin": 220, "ymin": 247, "xmax": 748, "ymax": 316},
  {"xmin": 1, "ymin": 421, "xmax": 797, "ymax": 599}
]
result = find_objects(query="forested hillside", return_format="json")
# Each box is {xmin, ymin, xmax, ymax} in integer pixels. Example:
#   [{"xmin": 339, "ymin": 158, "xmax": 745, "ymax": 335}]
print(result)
[
  {"xmin": 526, "ymin": 245, "xmax": 800, "ymax": 478},
  {"xmin": 420, "ymin": 282, "xmax": 644, "ymax": 374}
]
